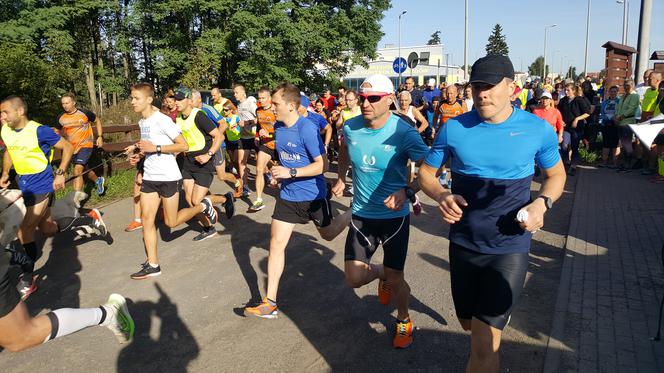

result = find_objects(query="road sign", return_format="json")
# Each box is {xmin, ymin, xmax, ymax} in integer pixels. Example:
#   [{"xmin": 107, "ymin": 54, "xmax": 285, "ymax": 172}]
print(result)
[
  {"xmin": 407, "ymin": 52, "xmax": 419, "ymax": 69},
  {"xmin": 393, "ymin": 57, "xmax": 407, "ymax": 74}
]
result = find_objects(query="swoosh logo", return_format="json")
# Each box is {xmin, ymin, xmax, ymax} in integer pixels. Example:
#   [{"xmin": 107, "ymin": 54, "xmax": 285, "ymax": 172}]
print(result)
[{"xmin": 510, "ymin": 132, "xmax": 525, "ymax": 136}]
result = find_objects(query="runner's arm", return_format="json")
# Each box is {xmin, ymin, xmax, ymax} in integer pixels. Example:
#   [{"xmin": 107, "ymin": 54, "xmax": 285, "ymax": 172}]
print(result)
[
  {"xmin": 323, "ymin": 124, "xmax": 332, "ymax": 147},
  {"xmin": 94, "ymin": 116, "xmax": 103, "ymax": 147},
  {"xmin": 53, "ymin": 137, "xmax": 74, "ymax": 173},
  {"xmin": 412, "ymin": 108, "xmax": 429, "ymax": 134},
  {"xmin": 216, "ymin": 119, "xmax": 227, "ymax": 142}
]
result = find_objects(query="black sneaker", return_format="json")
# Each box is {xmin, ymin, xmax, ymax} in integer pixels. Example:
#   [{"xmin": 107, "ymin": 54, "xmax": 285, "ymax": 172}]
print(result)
[
  {"xmin": 193, "ymin": 227, "xmax": 217, "ymax": 242},
  {"xmin": 223, "ymin": 192, "xmax": 235, "ymax": 219},
  {"xmin": 201, "ymin": 198, "xmax": 217, "ymax": 225},
  {"xmin": 130, "ymin": 264, "xmax": 161, "ymax": 280}
]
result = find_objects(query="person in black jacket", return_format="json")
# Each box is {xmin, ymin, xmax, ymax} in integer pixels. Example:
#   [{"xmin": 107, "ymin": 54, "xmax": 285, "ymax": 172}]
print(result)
[{"xmin": 557, "ymin": 83, "xmax": 591, "ymax": 175}]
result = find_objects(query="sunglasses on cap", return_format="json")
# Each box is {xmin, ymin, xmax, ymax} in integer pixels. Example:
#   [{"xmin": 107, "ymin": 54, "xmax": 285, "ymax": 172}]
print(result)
[{"xmin": 358, "ymin": 92, "xmax": 391, "ymax": 104}]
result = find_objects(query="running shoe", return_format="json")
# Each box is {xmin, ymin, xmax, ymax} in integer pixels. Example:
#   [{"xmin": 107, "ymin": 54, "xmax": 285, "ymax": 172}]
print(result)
[
  {"xmin": 193, "ymin": 227, "xmax": 217, "ymax": 242},
  {"xmin": 17, "ymin": 274, "xmax": 38, "ymax": 301},
  {"xmin": 130, "ymin": 264, "xmax": 161, "ymax": 280},
  {"xmin": 244, "ymin": 298, "xmax": 278, "ymax": 319},
  {"xmin": 90, "ymin": 208, "xmax": 107, "ymax": 236},
  {"xmin": 103, "ymin": 293, "xmax": 135, "ymax": 344},
  {"xmin": 223, "ymin": 192, "xmax": 235, "ymax": 218},
  {"xmin": 234, "ymin": 180, "xmax": 243, "ymax": 198},
  {"xmin": 378, "ymin": 279, "xmax": 392, "ymax": 305},
  {"xmin": 412, "ymin": 196, "xmax": 422, "ymax": 216},
  {"xmin": 250, "ymin": 200, "xmax": 265, "ymax": 212},
  {"xmin": 201, "ymin": 198, "xmax": 218, "ymax": 225},
  {"xmin": 242, "ymin": 186, "xmax": 251, "ymax": 197},
  {"xmin": 125, "ymin": 220, "xmax": 143, "ymax": 232},
  {"xmin": 393, "ymin": 318, "xmax": 414, "ymax": 349},
  {"xmin": 96, "ymin": 177, "xmax": 106, "ymax": 196}
]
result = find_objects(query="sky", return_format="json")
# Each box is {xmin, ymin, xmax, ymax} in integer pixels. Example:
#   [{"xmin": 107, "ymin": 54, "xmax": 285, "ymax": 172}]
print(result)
[{"xmin": 378, "ymin": 0, "xmax": 663, "ymax": 76}]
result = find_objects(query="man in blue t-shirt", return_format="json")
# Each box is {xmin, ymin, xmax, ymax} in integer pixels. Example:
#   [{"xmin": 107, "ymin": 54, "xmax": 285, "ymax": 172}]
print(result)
[
  {"xmin": 418, "ymin": 55, "xmax": 566, "ymax": 372},
  {"xmin": 331, "ymin": 74, "xmax": 429, "ymax": 349},
  {"xmin": 244, "ymin": 83, "xmax": 351, "ymax": 319}
]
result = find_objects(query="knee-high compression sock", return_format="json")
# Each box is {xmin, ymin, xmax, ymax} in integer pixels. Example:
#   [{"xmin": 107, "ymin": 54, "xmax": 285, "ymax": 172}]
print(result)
[
  {"xmin": 23, "ymin": 242, "xmax": 37, "ymax": 262},
  {"xmin": 44, "ymin": 306, "xmax": 110, "ymax": 343}
]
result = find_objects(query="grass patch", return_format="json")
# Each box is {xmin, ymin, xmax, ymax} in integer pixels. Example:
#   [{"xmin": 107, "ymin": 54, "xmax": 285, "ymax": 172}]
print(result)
[
  {"xmin": 55, "ymin": 168, "xmax": 136, "ymax": 207},
  {"xmin": 579, "ymin": 147, "xmax": 601, "ymax": 164}
]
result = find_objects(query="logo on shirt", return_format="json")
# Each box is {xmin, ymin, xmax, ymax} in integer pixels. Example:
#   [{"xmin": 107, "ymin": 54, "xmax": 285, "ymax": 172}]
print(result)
[
  {"xmin": 383, "ymin": 145, "xmax": 396, "ymax": 152},
  {"xmin": 510, "ymin": 131, "xmax": 526, "ymax": 137},
  {"xmin": 279, "ymin": 151, "xmax": 301, "ymax": 162},
  {"xmin": 362, "ymin": 155, "xmax": 376, "ymax": 166},
  {"xmin": 286, "ymin": 142, "xmax": 298, "ymax": 148}
]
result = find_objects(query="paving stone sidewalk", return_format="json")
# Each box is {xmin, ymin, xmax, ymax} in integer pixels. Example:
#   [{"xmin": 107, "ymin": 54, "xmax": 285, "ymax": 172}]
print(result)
[{"xmin": 544, "ymin": 166, "xmax": 664, "ymax": 373}]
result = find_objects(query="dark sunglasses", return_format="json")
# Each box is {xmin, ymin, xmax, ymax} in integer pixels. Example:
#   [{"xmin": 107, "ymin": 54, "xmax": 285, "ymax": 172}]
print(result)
[{"xmin": 358, "ymin": 93, "xmax": 390, "ymax": 104}]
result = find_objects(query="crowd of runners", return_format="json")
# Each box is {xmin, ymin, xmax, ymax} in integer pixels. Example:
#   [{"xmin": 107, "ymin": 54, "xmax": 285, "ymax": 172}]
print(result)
[{"xmin": 1, "ymin": 52, "xmax": 663, "ymax": 372}]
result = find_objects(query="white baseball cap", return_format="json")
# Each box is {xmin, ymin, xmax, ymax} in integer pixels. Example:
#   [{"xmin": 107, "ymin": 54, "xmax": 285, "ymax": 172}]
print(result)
[
  {"xmin": 541, "ymin": 91, "xmax": 553, "ymax": 99},
  {"xmin": 359, "ymin": 74, "xmax": 395, "ymax": 94}
]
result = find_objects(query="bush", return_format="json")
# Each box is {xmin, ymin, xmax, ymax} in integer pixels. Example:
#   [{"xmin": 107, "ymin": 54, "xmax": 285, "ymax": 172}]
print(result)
[
  {"xmin": 579, "ymin": 147, "xmax": 601, "ymax": 164},
  {"xmin": 55, "ymin": 168, "xmax": 136, "ymax": 207}
]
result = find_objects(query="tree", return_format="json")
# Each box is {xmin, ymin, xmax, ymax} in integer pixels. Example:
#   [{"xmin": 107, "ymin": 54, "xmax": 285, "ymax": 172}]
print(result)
[
  {"xmin": 485, "ymin": 24, "xmax": 509, "ymax": 56},
  {"xmin": 427, "ymin": 31, "xmax": 441, "ymax": 45},
  {"xmin": 528, "ymin": 56, "xmax": 550, "ymax": 78},
  {"xmin": 567, "ymin": 66, "xmax": 578, "ymax": 80}
]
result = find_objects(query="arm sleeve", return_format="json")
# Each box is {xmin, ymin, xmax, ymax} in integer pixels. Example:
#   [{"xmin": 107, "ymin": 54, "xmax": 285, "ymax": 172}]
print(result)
[
  {"xmin": 535, "ymin": 123, "xmax": 560, "ymax": 169},
  {"xmin": 423, "ymin": 121, "xmax": 450, "ymax": 168},
  {"xmin": 37, "ymin": 125, "xmax": 62, "ymax": 147},
  {"xmin": 302, "ymin": 122, "xmax": 324, "ymax": 159},
  {"xmin": 195, "ymin": 111, "xmax": 217, "ymax": 134},
  {"xmin": 404, "ymin": 125, "xmax": 430, "ymax": 162},
  {"xmin": 80, "ymin": 108, "xmax": 97, "ymax": 123}
]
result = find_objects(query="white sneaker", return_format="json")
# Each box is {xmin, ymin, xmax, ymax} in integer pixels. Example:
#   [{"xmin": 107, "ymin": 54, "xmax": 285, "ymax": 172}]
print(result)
[{"xmin": 103, "ymin": 294, "xmax": 135, "ymax": 344}]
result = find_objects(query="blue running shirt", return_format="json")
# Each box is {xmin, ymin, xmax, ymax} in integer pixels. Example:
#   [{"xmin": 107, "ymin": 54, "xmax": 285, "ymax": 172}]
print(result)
[
  {"xmin": 344, "ymin": 114, "xmax": 429, "ymax": 219},
  {"xmin": 424, "ymin": 109, "xmax": 560, "ymax": 254},
  {"xmin": 275, "ymin": 116, "xmax": 326, "ymax": 202}
]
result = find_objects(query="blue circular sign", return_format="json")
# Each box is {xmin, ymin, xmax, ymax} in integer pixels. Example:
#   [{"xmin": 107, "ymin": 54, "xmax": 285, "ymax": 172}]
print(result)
[{"xmin": 393, "ymin": 57, "xmax": 407, "ymax": 74}]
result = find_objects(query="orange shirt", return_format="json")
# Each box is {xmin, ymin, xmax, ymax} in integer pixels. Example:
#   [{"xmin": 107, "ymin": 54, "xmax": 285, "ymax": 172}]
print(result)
[
  {"xmin": 532, "ymin": 107, "xmax": 564, "ymax": 134},
  {"xmin": 256, "ymin": 106, "xmax": 277, "ymax": 149},
  {"xmin": 437, "ymin": 100, "xmax": 465, "ymax": 131},
  {"xmin": 57, "ymin": 108, "xmax": 96, "ymax": 152}
]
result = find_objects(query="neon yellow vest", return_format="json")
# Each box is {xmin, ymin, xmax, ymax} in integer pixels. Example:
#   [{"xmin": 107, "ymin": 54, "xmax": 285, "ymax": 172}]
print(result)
[
  {"xmin": 341, "ymin": 107, "xmax": 361, "ymax": 123},
  {"xmin": 1, "ymin": 120, "xmax": 50, "ymax": 175},
  {"xmin": 176, "ymin": 107, "xmax": 206, "ymax": 152}
]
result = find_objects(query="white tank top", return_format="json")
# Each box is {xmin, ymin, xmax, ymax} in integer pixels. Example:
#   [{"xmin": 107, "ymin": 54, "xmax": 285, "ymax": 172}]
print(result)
[{"xmin": 398, "ymin": 106, "xmax": 415, "ymax": 122}]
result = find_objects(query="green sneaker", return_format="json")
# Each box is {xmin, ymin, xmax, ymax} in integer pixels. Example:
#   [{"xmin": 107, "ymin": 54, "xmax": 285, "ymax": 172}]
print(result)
[
  {"xmin": 103, "ymin": 294, "xmax": 135, "ymax": 344},
  {"xmin": 250, "ymin": 200, "xmax": 265, "ymax": 211}
]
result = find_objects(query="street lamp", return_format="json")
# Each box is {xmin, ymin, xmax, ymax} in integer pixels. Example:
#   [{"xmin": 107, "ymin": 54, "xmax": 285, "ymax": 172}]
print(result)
[
  {"xmin": 616, "ymin": 0, "xmax": 628, "ymax": 45},
  {"xmin": 464, "ymin": 0, "xmax": 469, "ymax": 80},
  {"xmin": 583, "ymin": 0, "xmax": 591, "ymax": 76},
  {"xmin": 543, "ymin": 24, "xmax": 557, "ymax": 79},
  {"xmin": 398, "ymin": 10, "xmax": 407, "ymax": 87}
]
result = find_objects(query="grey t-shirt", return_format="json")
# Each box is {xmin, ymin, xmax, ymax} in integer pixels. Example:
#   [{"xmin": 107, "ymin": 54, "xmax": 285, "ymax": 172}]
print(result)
[{"xmin": 237, "ymin": 97, "xmax": 257, "ymax": 139}]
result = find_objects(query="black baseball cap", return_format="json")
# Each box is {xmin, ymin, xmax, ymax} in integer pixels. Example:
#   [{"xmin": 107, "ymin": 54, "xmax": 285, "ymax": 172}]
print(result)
[
  {"xmin": 469, "ymin": 55, "xmax": 515, "ymax": 85},
  {"xmin": 174, "ymin": 87, "xmax": 192, "ymax": 100}
]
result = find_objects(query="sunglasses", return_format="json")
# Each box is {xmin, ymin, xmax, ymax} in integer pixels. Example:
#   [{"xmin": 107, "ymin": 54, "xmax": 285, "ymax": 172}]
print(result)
[{"xmin": 358, "ymin": 93, "xmax": 391, "ymax": 104}]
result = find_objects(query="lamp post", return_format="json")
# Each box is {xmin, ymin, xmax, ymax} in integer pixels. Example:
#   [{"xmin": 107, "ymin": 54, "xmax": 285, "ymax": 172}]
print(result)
[
  {"xmin": 463, "ymin": 0, "xmax": 469, "ymax": 80},
  {"xmin": 543, "ymin": 24, "xmax": 557, "ymax": 79},
  {"xmin": 616, "ymin": 0, "xmax": 628, "ymax": 44},
  {"xmin": 398, "ymin": 10, "xmax": 407, "ymax": 87},
  {"xmin": 583, "ymin": 0, "xmax": 591, "ymax": 76}
]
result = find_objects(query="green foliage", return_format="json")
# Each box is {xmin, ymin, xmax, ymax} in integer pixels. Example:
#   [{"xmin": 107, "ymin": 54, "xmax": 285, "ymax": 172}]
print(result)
[
  {"xmin": 579, "ymin": 147, "xmax": 600, "ymax": 164},
  {"xmin": 55, "ymin": 168, "xmax": 137, "ymax": 207},
  {"xmin": 427, "ymin": 31, "xmax": 441, "ymax": 45},
  {"xmin": 528, "ymin": 56, "xmax": 551, "ymax": 79},
  {"xmin": 485, "ymin": 24, "xmax": 509, "ymax": 56},
  {"xmin": 0, "ymin": 0, "xmax": 391, "ymax": 120}
]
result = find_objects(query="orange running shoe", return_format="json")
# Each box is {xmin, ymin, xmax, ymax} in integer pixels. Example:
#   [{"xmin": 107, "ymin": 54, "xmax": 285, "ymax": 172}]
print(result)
[
  {"xmin": 234, "ymin": 180, "xmax": 243, "ymax": 199},
  {"xmin": 378, "ymin": 279, "xmax": 391, "ymax": 305},
  {"xmin": 244, "ymin": 298, "xmax": 278, "ymax": 319},
  {"xmin": 393, "ymin": 319, "xmax": 414, "ymax": 349},
  {"xmin": 125, "ymin": 220, "xmax": 143, "ymax": 232}
]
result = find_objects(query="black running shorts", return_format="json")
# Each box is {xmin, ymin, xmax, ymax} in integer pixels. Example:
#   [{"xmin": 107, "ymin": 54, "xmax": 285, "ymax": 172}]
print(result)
[
  {"xmin": 0, "ymin": 252, "xmax": 20, "ymax": 318},
  {"xmin": 258, "ymin": 144, "xmax": 277, "ymax": 161},
  {"xmin": 214, "ymin": 147, "xmax": 225, "ymax": 167},
  {"xmin": 141, "ymin": 179, "xmax": 181, "ymax": 198},
  {"xmin": 23, "ymin": 192, "xmax": 54, "ymax": 208},
  {"xmin": 449, "ymin": 242, "xmax": 529, "ymax": 330},
  {"xmin": 272, "ymin": 197, "xmax": 332, "ymax": 227},
  {"xmin": 344, "ymin": 214, "xmax": 410, "ymax": 271},
  {"xmin": 181, "ymin": 167, "xmax": 213, "ymax": 189},
  {"xmin": 239, "ymin": 138, "xmax": 256, "ymax": 151}
]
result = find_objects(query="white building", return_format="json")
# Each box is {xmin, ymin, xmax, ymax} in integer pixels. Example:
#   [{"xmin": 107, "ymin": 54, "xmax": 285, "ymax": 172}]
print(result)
[{"xmin": 342, "ymin": 44, "xmax": 464, "ymax": 90}]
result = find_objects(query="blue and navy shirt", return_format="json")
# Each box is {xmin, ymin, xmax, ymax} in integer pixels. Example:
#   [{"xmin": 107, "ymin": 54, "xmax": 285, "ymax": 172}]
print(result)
[
  {"xmin": 424, "ymin": 109, "xmax": 560, "ymax": 254},
  {"xmin": 275, "ymin": 116, "xmax": 326, "ymax": 202},
  {"xmin": 344, "ymin": 114, "xmax": 429, "ymax": 219},
  {"xmin": 16, "ymin": 126, "xmax": 61, "ymax": 195},
  {"xmin": 200, "ymin": 103, "xmax": 225, "ymax": 149}
]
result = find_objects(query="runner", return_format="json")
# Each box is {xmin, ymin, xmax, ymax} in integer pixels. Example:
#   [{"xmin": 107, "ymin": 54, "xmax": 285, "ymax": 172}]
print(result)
[
  {"xmin": 335, "ymin": 90, "xmax": 362, "ymax": 130},
  {"xmin": 221, "ymin": 102, "xmax": 244, "ymax": 197},
  {"xmin": 250, "ymin": 87, "xmax": 278, "ymax": 212},
  {"xmin": 58, "ymin": 92, "xmax": 105, "ymax": 196},
  {"xmin": 163, "ymin": 94, "xmax": 178, "ymax": 123},
  {"xmin": 331, "ymin": 74, "xmax": 429, "ymax": 349},
  {"xmin": 434, "ymin": 85, "xmax": 468, "ymax": 189},
  {"xmin": 125, "ymin": 83, "xmax": 217, "ymax": 279},
  {"xmin": 234, "ymin": 84, "xmax": 258, "ymax": 197},
  {"xmin": 1, "ymin": 96, "xmax": 107, "ymax": 300},
  {"xmin": 418, "ymin": 55, "xmax": 566, "ymax": 372},
  {"xmin": 211, "ymin": 87, "xmax": 230, "ymax": 116},
  {"xmin": 244, "ymin": 83, "xmax": 351, "ymax": 318},
  {"xmin": 191, "ymin": 91, "xmax": 237, "ymax": 201}
]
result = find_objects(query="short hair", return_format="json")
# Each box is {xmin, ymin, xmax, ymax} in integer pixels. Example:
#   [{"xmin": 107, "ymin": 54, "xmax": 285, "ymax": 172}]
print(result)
[
  {"xmin": 650, "ymin": 72, "xmax": 662, "ymax": 80},
  {"xmin": 609, "ymin": 85, "xmax": 620, "ymax": 92},
  {"xmin": 191, "ymin": 90, "xmax": 202, "ymax": 100},
  {"xmin": 345, "ymin": 89, "xmax": 357, "ymax": 99},
  {"xmin": 398, "ymin": 91, "xmax": 412, "ymax": 100},
  {"xmin": 1, "ymin": 95, "xmax": 27, "ymax": 114},
  {"xmin": 233, "ymin": 83, "xmax": 246, "ymax": 93},
  {"xmin": 338, "ymin": 86, "xmax": 346, "ymax": 91},
  {"xmin": 624, "ymin": 79, "xmax": 635, "ymax": 86},
  {"xmin": 62, "ymin": 92, "xmax": 76, "ymax": 102},
  {"xmin": 258, "ymin": 86, "xmax": 271, "ymax": 95},
  {"xmin": 405, "ymin": 77, "xmax": 415, "ymax": 83},
  {"xmin": 271, "ymin": 83, "xmax": 300, "ymax": 106},
  {"xmin": 131, "ymin": 82, "xmax": 155, "ymax": 98},
  {"xmin": 316, "ymin": 98, "xmax": 326, "ymax": 106}
]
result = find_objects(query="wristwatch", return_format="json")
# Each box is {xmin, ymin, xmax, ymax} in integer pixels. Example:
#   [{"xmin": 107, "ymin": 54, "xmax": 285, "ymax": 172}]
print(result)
[
  {"xmin": 537, "ymin": 195, "xmax": 553, "ymax": 210},
  {"xmin": 55, "ymin": 168, "xmax": 65, "ymax": 176},
  {"xmin": 289, "ymin": 168, "xmax": 297, "ymax": 178},
  {"xmin": 156, "ymin": 145, "xmax": 162, "ymax": 155},
  {"xmin": 207, "ymin": 150, "xmax": 214, "ymax": 157},
  {"xmin": 404, "ymin": 186, "xmax": 417, "ymax": 203}
]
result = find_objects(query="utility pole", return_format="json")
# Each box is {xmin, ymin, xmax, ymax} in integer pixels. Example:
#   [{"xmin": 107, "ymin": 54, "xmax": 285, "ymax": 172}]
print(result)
[{"xmin": 634, "ymin": 0, "xmax": 652, "ymax": 84}]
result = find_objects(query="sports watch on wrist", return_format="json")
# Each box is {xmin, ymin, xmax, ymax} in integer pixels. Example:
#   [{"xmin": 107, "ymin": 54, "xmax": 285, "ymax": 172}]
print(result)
[
  {"xmin": 55, "ymin": 168, "xmax": 65, "ymax": 176},
  {"xmin": 207, "ymin": 150, "xmax": 214, "ymax": 157},
  {"xmin": 156, "ymin": 145, "xmax": 162, "ymax": 155},
  {"xmin": 404, "ymin": 186, "xmax": 417, "ymax": 203},
  {"xmin": 289, "ymin": 168, "xmax": 297, "ymax": 178},
  {"xmin": 537, "ymin": 195, "xmax": 553, "ymax": 210}
]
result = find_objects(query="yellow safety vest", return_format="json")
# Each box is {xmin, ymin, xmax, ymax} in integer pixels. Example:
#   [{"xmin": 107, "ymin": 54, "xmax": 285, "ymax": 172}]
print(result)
[
  {"xmin": 1, "ymin": 120, "xmax": 51, "ymax": 175},
  {"xmin": 176, "ymin": 107, "xmax": 206, "ymax": 152},
  {"xmin": 341, "ymin": 107, "xmax": 361, "ymax": 123}
]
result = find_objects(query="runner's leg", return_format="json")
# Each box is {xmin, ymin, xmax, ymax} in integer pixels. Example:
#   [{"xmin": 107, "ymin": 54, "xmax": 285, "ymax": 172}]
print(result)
[
  {"xmin": 139, "ymin": 191, "xmax": 161, "ymax": 265},
  {"xmin": 265, "ymin": 219, "xmax": 296, "ymax": 302}
]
